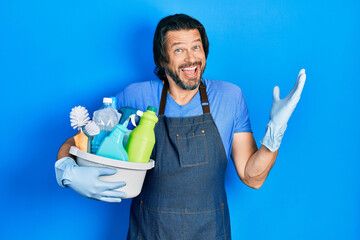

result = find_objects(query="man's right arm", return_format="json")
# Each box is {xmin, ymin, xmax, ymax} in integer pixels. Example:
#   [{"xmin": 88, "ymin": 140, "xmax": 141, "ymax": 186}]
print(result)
[
  {"xmin": 55, "ymin": 133, "xmax": 127, "ymax": 202},
  {"xmin": 57, "ymin": 134, "xmax": 77, "ymax": 160}
]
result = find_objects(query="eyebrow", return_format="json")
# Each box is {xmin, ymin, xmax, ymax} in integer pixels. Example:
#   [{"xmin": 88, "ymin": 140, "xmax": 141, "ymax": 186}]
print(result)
[{"xmin": 170, "ymin": 38, "xmax": 202, "ymax": 49}]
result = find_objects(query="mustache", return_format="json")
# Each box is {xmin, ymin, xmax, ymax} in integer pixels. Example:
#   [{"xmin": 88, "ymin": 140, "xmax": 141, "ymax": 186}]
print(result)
[{"xmin": 179, "ymin": 62, "xmax": 202, "ymax": 69}]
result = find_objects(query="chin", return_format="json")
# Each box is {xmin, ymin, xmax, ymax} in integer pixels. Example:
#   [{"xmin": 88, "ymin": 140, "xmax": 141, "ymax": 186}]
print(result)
[{"xmin": 183, "ymin": 78, "xmax": 201, "ymax": 90}]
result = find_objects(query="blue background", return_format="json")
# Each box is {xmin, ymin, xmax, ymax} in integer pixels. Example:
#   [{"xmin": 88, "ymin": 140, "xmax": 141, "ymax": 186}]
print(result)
[{"xmin": 1, "ymin": 0, "xmax": 359, "ymax": 239}]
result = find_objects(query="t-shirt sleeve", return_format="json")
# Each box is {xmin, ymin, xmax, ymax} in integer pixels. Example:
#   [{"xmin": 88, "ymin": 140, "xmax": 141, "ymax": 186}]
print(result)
[
  {"xmin": 116, "ymin": 83, "xmax": 144, "ymax": 111},
  {"xmin": 234, "ymin": 89, "xmax": 252, "ymax": 133},
  {"xmin": 116, "ymin": 89, "xmax": 126, "ymax": 110},
  {"xmin": 116, "ymin": 81, "xmax": 160, "ymax": 113}
]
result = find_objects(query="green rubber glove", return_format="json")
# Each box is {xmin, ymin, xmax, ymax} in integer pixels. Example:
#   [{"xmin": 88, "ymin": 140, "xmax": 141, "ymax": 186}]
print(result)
[{"xmin": 261, "ymin": 69, "xmax": 306, "ymax": 152}]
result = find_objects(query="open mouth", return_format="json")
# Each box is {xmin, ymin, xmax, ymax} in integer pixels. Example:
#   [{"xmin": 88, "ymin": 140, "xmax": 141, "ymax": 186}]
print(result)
[{"xmin": 180, "ymin": 65, "xmax": 198, "ymax": 78}]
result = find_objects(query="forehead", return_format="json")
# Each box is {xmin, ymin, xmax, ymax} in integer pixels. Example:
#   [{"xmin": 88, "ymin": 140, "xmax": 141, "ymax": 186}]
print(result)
[{"xmin": 165, "ymin": 29, "xmax": 202, "ymax": 48}]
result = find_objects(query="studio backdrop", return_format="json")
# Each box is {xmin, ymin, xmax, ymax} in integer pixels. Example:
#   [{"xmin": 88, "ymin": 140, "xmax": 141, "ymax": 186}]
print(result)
[{"xmin": 1, "ymin": 0, "xmax": 359, "ymax": 239}]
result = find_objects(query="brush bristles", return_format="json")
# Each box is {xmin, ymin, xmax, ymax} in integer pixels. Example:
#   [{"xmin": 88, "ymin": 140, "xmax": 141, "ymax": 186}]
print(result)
[
  {"xmin": 70, "ymin": 106, "xmax": 90, "ymax": 130},
  {"xmin": 83, "ymin": 121, "xmax": 101, "ymax": 136}
]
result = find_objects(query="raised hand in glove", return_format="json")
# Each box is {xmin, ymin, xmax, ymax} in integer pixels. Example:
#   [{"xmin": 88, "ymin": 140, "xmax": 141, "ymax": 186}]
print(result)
[{"xmin": 261, "ymin": 69, "xmax": 306, "ymax": 152}]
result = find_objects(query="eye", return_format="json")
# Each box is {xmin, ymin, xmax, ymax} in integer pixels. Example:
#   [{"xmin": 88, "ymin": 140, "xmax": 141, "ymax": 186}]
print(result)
[
  {"xmin": 175, "ymin": 49, "xmax": 182, "ymax": 53},
  {"xmin": 194, "ymin": 45, "xmax": 200, "ymax": 50}
]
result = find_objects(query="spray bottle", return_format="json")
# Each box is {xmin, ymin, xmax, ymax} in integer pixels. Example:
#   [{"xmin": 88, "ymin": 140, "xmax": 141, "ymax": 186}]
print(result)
[
  {"xmin": 118, "ymin": 106, "xmax": 143, "ymax": 147},
  {"xmin": 96, "ymin": 122, "xmax": 129, "ymax": 161}
]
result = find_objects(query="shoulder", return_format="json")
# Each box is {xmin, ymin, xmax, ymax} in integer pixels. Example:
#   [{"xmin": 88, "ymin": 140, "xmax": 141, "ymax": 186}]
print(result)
[
  {"xmin": 204, "ymin": 79, "xmax": 248, "ymax": 124},
  {"xmin": 204, "ymin": 79, "xmax": 244, "ymax": 100},
  {"xmin": 116, "ymin": 80, "xmax": 163, "ymax": 111},
  {"xmin": 119, "ymin": 80, "xmax": 163, "ymax": 95}
]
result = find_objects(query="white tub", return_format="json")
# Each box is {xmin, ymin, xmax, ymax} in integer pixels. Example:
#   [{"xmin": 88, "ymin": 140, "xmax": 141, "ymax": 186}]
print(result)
[{"xmin": 69, "ymin": 146, "xmax": 154, "ymax": 199}]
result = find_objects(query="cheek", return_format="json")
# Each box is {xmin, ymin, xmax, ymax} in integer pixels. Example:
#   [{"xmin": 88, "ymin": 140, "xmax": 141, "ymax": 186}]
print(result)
[
  {"xmin": 167, "ymin": 62, "xmax": 180, "ymax": 72},
  {"xmin": 197, "ymin": 54, "xmax": 206, "ymax": 64},
  {"xmin": 171, "ymin": 60, "xmax": 183, "ymax": 69},
  {"xmin": 195, "ymin": 52, "xmax": 206, "ymax": 61}
]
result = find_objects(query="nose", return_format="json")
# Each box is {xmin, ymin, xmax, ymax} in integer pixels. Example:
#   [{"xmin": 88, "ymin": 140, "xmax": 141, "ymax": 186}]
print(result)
[{"xmin": 184, "ymin": 50, "xmax": 196, "ymax": 63}]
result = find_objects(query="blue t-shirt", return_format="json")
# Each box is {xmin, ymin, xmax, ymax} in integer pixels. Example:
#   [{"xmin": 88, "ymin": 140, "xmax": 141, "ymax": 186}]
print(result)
[{"xmin": 116, "ymin": 78, "xmax": 252, "ymax": 159}]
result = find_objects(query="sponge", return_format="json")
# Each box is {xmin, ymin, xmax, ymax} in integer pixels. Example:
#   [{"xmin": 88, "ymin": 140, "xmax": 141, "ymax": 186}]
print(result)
[{"xmin": 74, "ymin": 132, "xmax": 88, "ymax": 152}]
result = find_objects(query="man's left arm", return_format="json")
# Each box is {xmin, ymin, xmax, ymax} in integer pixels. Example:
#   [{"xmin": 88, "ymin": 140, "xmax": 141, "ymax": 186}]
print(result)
[
  {"xmin": 231, "ymin": 69, "xmax": 306, "ymax": 189},
  {"xmin": 231, "ymin": 132, "xmax": 278, "ymax": 189}
]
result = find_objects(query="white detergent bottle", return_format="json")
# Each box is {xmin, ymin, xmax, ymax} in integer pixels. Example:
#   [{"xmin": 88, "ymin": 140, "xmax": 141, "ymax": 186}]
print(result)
[{"xmin": 91, "ymin": 97, "xmax": 120, "ymax": 154}]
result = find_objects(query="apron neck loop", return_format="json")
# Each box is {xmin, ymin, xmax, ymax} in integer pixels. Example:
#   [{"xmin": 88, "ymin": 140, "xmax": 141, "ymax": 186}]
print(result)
[
  {"xmin": 158, "ymin": 80, "xmax": 210, "ymax": 116},
  {"xmin": 158, "ymin": 80, "xmax": 169, "ymax": 116},
  {"xmin": 199, "ymin": 81, "xmax": 210, "ymax": 114}
]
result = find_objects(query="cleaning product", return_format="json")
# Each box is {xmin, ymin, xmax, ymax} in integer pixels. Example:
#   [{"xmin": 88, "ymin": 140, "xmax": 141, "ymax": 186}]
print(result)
[
  {"xmin": 70, "ymin": 106, "xmax": 90, "ymax": 152},
  {"xmin": 91, "ymin": 97, "xmax": 120, "ymax": 154},
  {"xmin": 118, "ymin": 106, "xmax": 143, "ymax": 127},
  {"xmin": 118, "ymin": 106, "xmax": 144, "ymax": 147},
  {"xmin": 126, "ymin": 106, "xmax": 158, "ymax": 163},
  {"xmin": 111, "ymin": 96, "xmax": 122, "ymax": 120},
  {"xmin": 96, "ymin": 123, "xmax": 129, "ymax": 161},
  {"xmin": 81, "ymin": 120, "xmax": 100, "ymax": 153}
]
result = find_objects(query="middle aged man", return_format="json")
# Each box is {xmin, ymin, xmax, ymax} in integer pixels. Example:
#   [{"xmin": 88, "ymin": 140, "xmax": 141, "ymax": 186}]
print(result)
[{"xmin": 55, "ymin": 14, "xmax": 306, "ymax": 239}]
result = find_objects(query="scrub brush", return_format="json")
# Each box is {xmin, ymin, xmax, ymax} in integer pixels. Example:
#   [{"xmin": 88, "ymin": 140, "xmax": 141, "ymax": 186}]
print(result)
[
  {"xmin": 70, "ymin": 106, "xmax": 90, "ymax": 130},
  {"xmin": 70, "ymin": 106, "xmax": 90, "ymax": 152},
  {"xmin": 81, "ymin": 121, "xmax": 100, "ymax": 153}
]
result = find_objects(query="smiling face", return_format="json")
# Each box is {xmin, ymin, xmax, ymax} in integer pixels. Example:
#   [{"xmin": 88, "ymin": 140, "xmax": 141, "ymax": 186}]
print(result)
[{"xmin": 163, "ymin": 29, "xmax": 206, "ymax": 90}]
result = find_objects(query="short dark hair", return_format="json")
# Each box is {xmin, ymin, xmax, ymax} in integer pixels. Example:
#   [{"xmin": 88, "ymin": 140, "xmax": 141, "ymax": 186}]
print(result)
[{"xmin": 153, "ymin": 14, "xmax": 209, "ymax": 81}]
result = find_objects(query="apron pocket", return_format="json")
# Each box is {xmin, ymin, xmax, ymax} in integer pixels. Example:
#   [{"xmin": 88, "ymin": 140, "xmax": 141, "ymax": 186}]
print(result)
[
  {"xmin": 184, "ymin": 206, "xmax": 228, "ymax": 240},
  {"xmin": 138, "ymin": 205, "xmax": 185, "ymax": 240},
  {"xmin": 137, "ymin": 203, "xmax": 228, "ymax": 240},
  {"xmin": 169, "ymin": 126, "xmax": 209, "ymax": 167}
]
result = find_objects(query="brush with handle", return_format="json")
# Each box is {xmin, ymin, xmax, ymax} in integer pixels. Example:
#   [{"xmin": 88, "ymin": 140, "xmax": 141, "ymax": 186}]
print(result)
[
  {"xmin": 81, "ymin": 121, "xmax": 100, "ymax": 153},
  {"xmin": 70, "ymin": 106, "xmax": 90, "ymax": 129},
  {"xmin": 70, "ymin": 106, "xmax": 91, "ymax": 152}
]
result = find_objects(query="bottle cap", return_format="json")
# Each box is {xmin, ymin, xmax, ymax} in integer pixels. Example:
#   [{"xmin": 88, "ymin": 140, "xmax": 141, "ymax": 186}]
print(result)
[
  {"xmin": 136, "ymin": 110, "xmax": 143, "ymax": 117},
  {"xmin": 103, "ymin": 97, "xmax": 112, "ymax": 104},
  {"xmin": 147, "ymin": 106, "xmax": 157, "ymax": 113}
]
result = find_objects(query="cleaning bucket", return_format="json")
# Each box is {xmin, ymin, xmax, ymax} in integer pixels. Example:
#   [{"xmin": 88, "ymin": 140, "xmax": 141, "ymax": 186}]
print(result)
[{"xmin": 69, "ymin": 146, "xmax": 155, "ymax": 199}]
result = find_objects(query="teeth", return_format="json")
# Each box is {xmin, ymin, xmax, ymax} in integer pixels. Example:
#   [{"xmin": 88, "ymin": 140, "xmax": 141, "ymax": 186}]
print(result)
[{"xmin": 182, "ymin": 66, "xmax": 197, "ymax": 70}]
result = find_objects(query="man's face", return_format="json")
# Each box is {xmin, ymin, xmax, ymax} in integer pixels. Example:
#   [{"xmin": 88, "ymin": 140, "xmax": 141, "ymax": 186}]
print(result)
[{"xmin": 164, "ymin": 29, "xmax": 206, "ymax": 90}]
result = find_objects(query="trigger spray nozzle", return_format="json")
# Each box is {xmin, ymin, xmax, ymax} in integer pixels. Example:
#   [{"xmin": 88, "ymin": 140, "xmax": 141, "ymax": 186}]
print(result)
[
  {"xmin": 122, "ymin": 117, "xmax": 130, "ymax": 128},
  {"xmin": 130, "ymin": 110, "xmax": 143, "ymax": 127},
  {"xmin": 118, "ymin": 107, "xmax": 143, "ymax": 128}
]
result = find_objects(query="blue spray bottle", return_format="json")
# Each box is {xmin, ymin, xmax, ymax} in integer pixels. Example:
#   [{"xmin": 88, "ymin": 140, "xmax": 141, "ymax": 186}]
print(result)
[
  {"xmin": 96, "ymin": 121, "xmax": 129, "ymax": 161},
  {"xmin": 118, "ymin": 106, "xmax": 143, "ymax": 147}
]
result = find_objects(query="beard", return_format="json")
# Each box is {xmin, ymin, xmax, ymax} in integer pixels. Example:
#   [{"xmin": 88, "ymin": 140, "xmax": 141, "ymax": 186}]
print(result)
[{"xmin": 164, "ymin": 61, "xmax": 205, "ymax": 90}]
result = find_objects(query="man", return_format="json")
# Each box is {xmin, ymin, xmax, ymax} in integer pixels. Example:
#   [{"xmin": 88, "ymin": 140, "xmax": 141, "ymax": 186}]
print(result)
[{"xmin": 55, "ymin": 14, "xmax": 306, "ymax": 239}]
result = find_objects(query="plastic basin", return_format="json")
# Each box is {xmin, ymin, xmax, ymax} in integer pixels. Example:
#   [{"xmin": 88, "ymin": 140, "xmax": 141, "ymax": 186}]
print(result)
[{"xmin": 69, "ymin": 146, "xmax": 154, "ymax": 199}]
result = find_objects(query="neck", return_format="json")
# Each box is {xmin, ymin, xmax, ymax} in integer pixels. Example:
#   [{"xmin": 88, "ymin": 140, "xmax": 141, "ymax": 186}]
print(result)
[{"xmin": 166, "ymin": 79, "xmax": 200, "ymax": 106}]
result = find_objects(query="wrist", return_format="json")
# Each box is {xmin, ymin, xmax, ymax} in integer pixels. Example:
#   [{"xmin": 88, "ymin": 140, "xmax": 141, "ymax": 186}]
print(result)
[
  {"xmin": 54, "ymin": 157, "xmax": 77, "ymax": 187},
  {"xmin": 260, "ymin": 120, "xmax": 287, "ymax": 152}
]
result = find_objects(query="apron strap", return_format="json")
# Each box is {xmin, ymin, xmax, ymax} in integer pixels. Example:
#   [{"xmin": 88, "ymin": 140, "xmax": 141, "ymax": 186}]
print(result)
[
  {"xmin": 159, "ymin": 80, "xmax": 169, "ymax": 116},
  {"xmin": 158, "ymin": 80, "xmax": 210, "ymax": 116},
  {"xmin": 199, "ymin": 81, "xmax": 210, "ymax": 114}
]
